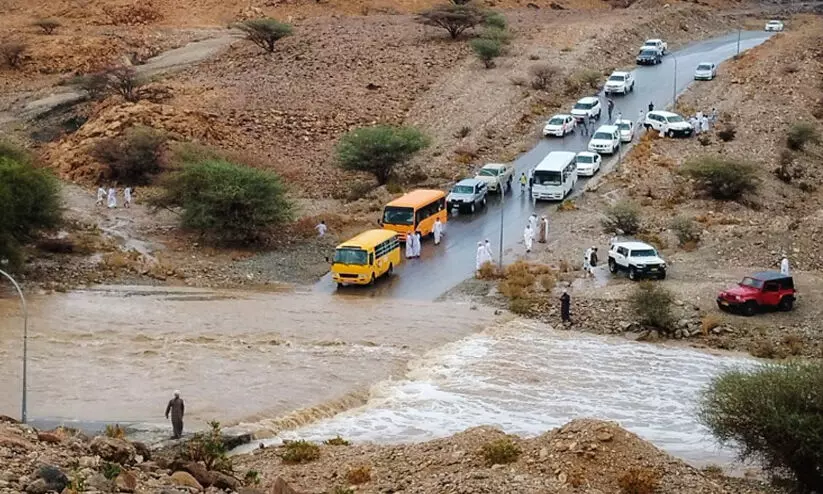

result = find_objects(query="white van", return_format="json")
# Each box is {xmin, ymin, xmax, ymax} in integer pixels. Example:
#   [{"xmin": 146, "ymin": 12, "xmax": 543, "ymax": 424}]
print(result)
[{"xmin": 531, "ymin": 151, "xmax": 578, "ymax": 201}]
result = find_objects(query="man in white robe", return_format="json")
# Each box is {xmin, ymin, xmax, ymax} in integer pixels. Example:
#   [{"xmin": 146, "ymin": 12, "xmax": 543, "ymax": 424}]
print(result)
[
  {"xmin": 107, "ymin": 187, "xmax": 117, "ymax": 209},
  {"xmin": 405, "ymin": 236, "xmax": 415, "ymax": 259},
  {"xmin": 528, "ymin": 213, "xmax": 538, "ymax": 232},
  {"xmin": 433, "ymin": 218, "xmax": 444, "ymax": 245},
  {"xmin": 583, "ymin": 247, "xmax": 592, "ymax": 276},
  {"xmin": 700, "ymin": 115, "xmax": 710, "ymax": 133},
  {"xmin": 96, "ymin": 187, "xmax": 106, "ymax": 206},
  {"xmin": 781, "ymin": 257, "xmax": 790, "ymax": 276},
  {"xmin": 523, "ymin": 225, "xmax": 534, "ymax": 253},
  {"xmin": 483, "ymin": 239, "xmax": 493, "ymax": 262},
  {"xmin": 124, "ymin": 187, "xmax": 133, "ymax": 208},
  {"xmin": 411, "ymin": 232, "xmax": 422, "ymax": 258},
  {"xmin": 476, "ymin": 242, "xmax": 487, "ymax": 273}
]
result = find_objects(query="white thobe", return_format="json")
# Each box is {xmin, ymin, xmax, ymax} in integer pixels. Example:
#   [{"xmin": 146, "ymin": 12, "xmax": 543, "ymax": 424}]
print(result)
[
  {"xmin": 528, "ymin": 215, "xmax": 538, "ymax": 232},
  {"xmin": 124, "ymin": 187, "xmax": 132, "ymax": 205},
  {"xmin": 484, "ymin": 242, "xmax": 493, "ymax": 262},
  {"xmin": 583, "ymin": 248, "xmax": 592, "ymax": 271},
  {"xmin": 411, "ymin": 234, "xmax": 421, "ymax": 257},
  {"xmin": 781, "ymin": 258, "xmax": 790, "ymax": 275},
  {"xmin": 406, "ymin": 238, "xmax": 414, "ymax": 258},
  {"xmin": 96, "ymin": 188, "xmax": 106, "ymax": 204},
  {"xmin": 433, "ymin": 222, "xmax": 443, "ymax": 245},
  {"xmin": 701, "ymin": 117, "xmax": 709, "ymax": 133},
  {"xmin": 107, "ymin": 188, "xmax": 117, "ymax": 208},
  {"xmin": 524, "ymin": 227, "xmax": 534, "ymax": 252},
  {"xmin": 476, "ymin": 245, "xmax": 487, "ymax": 271}
]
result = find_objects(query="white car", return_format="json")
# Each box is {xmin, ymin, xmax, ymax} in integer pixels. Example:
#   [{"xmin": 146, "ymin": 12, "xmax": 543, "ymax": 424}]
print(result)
[
  {"xmin": 587, "ymin": 125, "xmax": 620, "ymax": 155},
  {"xmin": 644, "ymin": 110, "xmax": 693, "ymax": 137},
  {"xmin": 765, "ymin": 20, "xmax": 784, "ymax": 31},
  {"xmin": 640, "ymin": 38, "xmax": 667, "ymax": 55},
  {"xmin": 693, "ymin": 62, "xmax": 717, "ymax": 80},
  {"xmin": 608, "ymin": 241, "xmax": 667, "ymax": 280},
  {"xmin": 542, "ymin": 114, "xmax": 576, "ymax": 137},
  {"xmin": 604, "ymin": 71, "xmax": 635, "ymax": 95},
  {"xmin": 614, "ymin": 119, "xmax": 634, "ymax": 142},
  {"xmin": 575, "ymin": 152, "xmax": 601, "ymax": 177},
  {"xmin": 571, "ymin": 96, "xmax": 602, "ymax": 121}
]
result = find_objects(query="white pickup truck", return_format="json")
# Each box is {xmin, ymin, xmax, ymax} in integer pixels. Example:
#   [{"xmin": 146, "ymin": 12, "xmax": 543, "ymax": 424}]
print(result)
[
  {"xmin": 474, "ymin": 163, "xmax": 513, "ymax": 194},
  {"xmin": 639, "ymin": 39, "xmax": 668, "ymax": 55}
]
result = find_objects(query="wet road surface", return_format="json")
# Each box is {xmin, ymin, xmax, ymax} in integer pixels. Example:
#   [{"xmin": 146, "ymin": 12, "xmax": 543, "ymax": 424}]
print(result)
[{"xmin": 314, "ymin": 31, "xmax": 771, "ymax": 300}]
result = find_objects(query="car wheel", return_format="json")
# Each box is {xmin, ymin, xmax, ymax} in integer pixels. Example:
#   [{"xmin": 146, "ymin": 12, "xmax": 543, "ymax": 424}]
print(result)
[
  {"xmin": 657, "ymin": 271, "xmax": 666, "ymax": 280},
  {"xmin": 628, "ymin": 267, "xmax": 638, "ymax": 281},
  {"xmin": 667, "ymin": 130, "xmax": 675, "ymax": 138},
  {"xmin": 717, "ymin": 301, "xmax": 726, "ymax": 312},
  {"xmin": 482, "ymin": 196, "xmax": 487, "ymax": 207},
  {"xmin": 608, "ymin": 259, "xmax": 617, "ymax": 274},
  {"xmin": 644, "ymin": 123, "xmax": 652, "ymax": 130},
  {"xmin": 469, "ymin": 202, "xmax": 476, "ymax": 213},
  {"xmin": 337, "ymin": 282, "xmax": 344, "ymax": 289},
  {"xmin": 368, "ymin": 274, "xmax": 376, "ymax": 286},
  {"xmin": 778, "ymin": 296, "xmax": 794, "ymax": 312},
  {"xmin": 742, "ymin": 301, "xmax": 757, "ymax": 317}
]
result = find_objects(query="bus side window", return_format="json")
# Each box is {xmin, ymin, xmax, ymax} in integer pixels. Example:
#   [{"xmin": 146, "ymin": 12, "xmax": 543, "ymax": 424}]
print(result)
[{"xmin": 369, "ymin": 253, "xmax": 374, "ymax": 265}]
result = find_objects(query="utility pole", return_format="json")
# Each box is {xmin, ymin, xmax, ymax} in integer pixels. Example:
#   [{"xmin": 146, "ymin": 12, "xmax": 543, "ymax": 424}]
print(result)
[
  {"xmin": 736, "ymin": 29, "xmax": 741, "ymax": 57},
  {"xmin": 672, "ymin": 54, "xmax": 678, "ymax": 107},
  {"xmin": 498, "ymin": 183, "xmax": 505, "ymax": 267},
  {"xmin": 0, "ymin": 269, "xmax": 28, "ymax": 424}
]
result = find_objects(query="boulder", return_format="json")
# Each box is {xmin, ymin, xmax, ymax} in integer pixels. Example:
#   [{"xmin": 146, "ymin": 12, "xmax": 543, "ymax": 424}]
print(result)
[
  {"xmin": 36, "ymin": 466, "xmax": 69, "ymax": 493},
  {"xmin": 177, "ymin": 461, "xmax": 212, "ymax": 487},
  {"xmin": 271, "ymin": 477, "xmax": 300, "ymax": 494},
  {"xmin": 0, "ymin": 434, "xmax": 33, "ymax": 451},
  {"xmin": 210, "ymin": 471, "xmax": 239, "ymax": 491},
  {"xmin": 37, "ymin": 431, "xmax": 64, "ymax": 444},
  {"xmin": 25, "ymin": 479, "xmax": 50, "ymax": 494},
  {"xmin": 169, "ymin": 471, "xmax": 203, "ymax": 491},
  {"xmin": 132, "ymin": 441, "xmax": 152, "ymax": 461},
  {"xmin": 85, "ymin": 473, "xmax": 114, "ymax": 492},
  {"xmin": 221, "ymin": 433, "xmax": 252, "ymax": 450},
  {"xmin": 115, "ymin": 470, "xmax": 138, "ymax": 492},
  {"xmin": 90, "ymin": 436, "xmax": 136, "ymax": 465}
]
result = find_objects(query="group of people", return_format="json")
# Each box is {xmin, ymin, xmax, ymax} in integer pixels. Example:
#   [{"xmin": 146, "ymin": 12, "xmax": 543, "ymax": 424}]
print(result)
[
  {"xmin": 406, "ymin": 218, "xmax": 445, "ymax": 259},
  {"xmin": 688, "ymin": 108, "xmax": 718, "ymax": 135},
  {"xmin": 523, "ymin": 213, "xmax": 549, "ymax": 253},
  {"xmin": 582, "ymin": 246, "xmax": 599, "ymax": 277},
  {"xmin": 475, "ymin": 239, "xmax": 495, "ymax": 270},
  {"xmin": 96, "ymin": 186, "xmax": 133, "ymax": 209}
]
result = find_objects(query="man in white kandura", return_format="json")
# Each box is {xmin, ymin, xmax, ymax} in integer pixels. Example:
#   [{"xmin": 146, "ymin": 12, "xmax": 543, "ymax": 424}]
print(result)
[
  {"xmin": 781, "ymin": 256, "xmax": 790, "ymax": 276},
  {"xmin": 315, "ymin": 220, "xmax": 327, "ymax": 237},
  {"xmin": 583, "ymin": 247, "xmax": 592, "ymax": 276},
  {"xmin": 483, "ymin": 239, "xmax": 493, "ymax": 262},
  {"xmin": 124, "ymin": 187, "xmax": 133, "ymax": 208},
  {"xmin": 528, "ymin": 213, "xmax": 538, "ymax": 232},
  {"xmin": 476, "ymin": 241, "xmax": 489, "ymax": 273},
  {"xmin": 523, "ymin": 224, "xmax": 534, "ymax": 253},
  {"xmin": 411, "ymin": 231, "xmax": 422, "ymax": 258},
  {"xmin": 96, "ymin": 186, "xmax": 106, "ymax": 206},
  {"xmin": 107, "ymin": 187, "xmax": 117, "ymax": 209},
  {"xmin": 433, "ymin": 218, "xmax": 444, "ymax": 245},
  {"xmin": 406, "ymin": 235, "xmax": 415, "ymax": 259}
]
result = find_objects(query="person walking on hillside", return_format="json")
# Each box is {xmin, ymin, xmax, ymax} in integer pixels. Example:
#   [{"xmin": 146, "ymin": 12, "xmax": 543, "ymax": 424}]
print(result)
[
  {"xmin": 433, "ymin": 218, "xmax": 444, "ymax": 245},
  {"xmin": 96, "ymin": 186, "xmax": 106, "ymax": 207},
  {"xmin": 607, "ymin": 98, "xmax": 615, "ymax": 121},
  {"xmin": 700, "ymin": 115, "xmax": 710, "ymax": 133},
  {"xmin": 165, "ymin": 390, "xmax": 185, "ymax": 439},
  {"xmin": 781, "ymin": 256, "xmax": 790, "ymax": 276},
  {"xmin": 589, "ymin": 246, "xmax": 598, "ymax": 270},
  {"xmin": 315, "ymin": 220, "xmax": 327, "ymax": 237},
  {"xmin": 560, "ymin": 290, "xmax": 571, "ymax": 324},
  {"xmin": 124, "ymin": 187, "xmax": 133, "ymax": 209},
  {"xmin": 106, "ymin": 186, "xmax": 117, "ymax": 209}
]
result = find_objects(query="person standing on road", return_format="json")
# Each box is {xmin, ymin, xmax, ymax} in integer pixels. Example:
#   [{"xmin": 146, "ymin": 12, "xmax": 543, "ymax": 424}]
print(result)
[
  {"xmin": 648, "ymin": 102, "xmax": 654, "ymax": 112},
  {"xmin": 411, "ymin": 231, "xmax": 422, "ymax": 258},
  {"xmin": 538, "ymin": 216, "xmax": 549, "ymax": 243},
  {"xmin": 519, "ymin": 173, "xmax": 527, "ymax": 192},
  {"xmin": 607, "ymin": 98, "xmax": 615, "ymax": 121},
  {"xmin": 560, "ymin": 290, "xmax": 571, "ymax": 324},
  {"xmin": 528, "ymin": 213, "xmax": 538, "ymax": 232},
  {"xmin": 483, "ymin": 239, "xmax": 494, "ymax": 262},
  {"xmin": 638, "ymin": 109, "xmax": 645, "ymax": 127},
  {"xmin": 781, "ymin": 256, "xmax": 790, "ymax": 276},
  {"xmin": 476, "ymin": 241, "xmax": 492, "ymax": 274},
  {"xmin": 580, "ymin": 117, "xmax": 589, "ymax": 136},
  {"xmin": 406, "ymin": 235, "xmax": 415, "ymax": 259},
  {"xmin": 588, "ymin": 113, "xmax": 597, "ymax": 129},
  {"xmin": 523, "ymin": 224, "xmax": 534, "ymax": 253},
  {"xmin": 165, "ymin": 390, "xmax": 185, "ymax": 439},
  {"xmin": 106, "ymin": 186, "xmax": 117, "ymax": 209},
  {"xmin": 433, "ymin": 218, "xmax": 444, "ymax": 245}
]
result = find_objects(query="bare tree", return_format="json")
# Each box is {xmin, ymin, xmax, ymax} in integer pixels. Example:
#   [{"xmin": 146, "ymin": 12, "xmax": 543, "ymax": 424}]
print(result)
[
  {"xmin": 529, "ymin": 63, "xmax": 561, "ymax": 91},
  {"xmin": 33, "ymin": 19, "xmax": 61, "ymax": 35},
  {"xmin": 237, "ymin": 18, "xmax": 294, "ymax": 53},
  {"xmin": 0, "ymin": 43, "xmax": 27, "ymax": 69},
  {"xmin": 78, "ymin": 66, "xmax": 143, "ymax": 102},
  {"xmin": 416, "ymin": 4, "xmax": 485, "ymax": 39}
]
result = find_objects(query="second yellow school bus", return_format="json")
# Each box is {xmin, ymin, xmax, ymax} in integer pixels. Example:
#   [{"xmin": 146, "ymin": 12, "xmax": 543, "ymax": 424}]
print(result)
[
  {"xmin": 381, "ymin": 189, "xmax": 447, "ymax": 242},
  {"xmin": 331, "ymin": 229, "xmax": 402, "ymax": 287}
]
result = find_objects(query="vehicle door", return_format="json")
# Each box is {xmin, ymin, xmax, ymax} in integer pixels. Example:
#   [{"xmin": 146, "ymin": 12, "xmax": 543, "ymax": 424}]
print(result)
[
  {"xmin": 762, "ymin": 281, "xmax": 781, "ymax": 306},
  {"xmin": 478, "ymin": 182, "xmax": 487, "ymax": 198},
  {"xmin": 594, "ymin": 154, "xmax": 602, "ymax": 171},
  {"xmin": 649, "ymin": 114, "xmax": 661, "ymax": 130},
  {"xmin": 614, "ymin": 246, "xmax": 628, "ymax": 266}
]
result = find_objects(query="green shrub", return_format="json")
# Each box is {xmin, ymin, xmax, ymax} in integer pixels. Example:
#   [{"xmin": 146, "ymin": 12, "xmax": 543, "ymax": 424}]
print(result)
[
  {"xmin": 237, "ymin": 18, "xmax": 293, "ymax": 53},
  {"xmin": 416, "ymin": 4, "xmax": 485, "ymax": 39},
  {"xmin": 601, "ymin": 200, "xmax": 641, "ymax": 235},
  {"xmin": 483, "ymin": 11, "xmax": 507, "ymax": 29},
  {"xmin": 698, "ymin": 362, "xmax": 823, "ymax": 492},
  {"xmin": 336, "ymin": 125, "xmax": 429, "ymax": 185},
  {"xmin": 0, "ymin": 146, "xmax": 61, "ymax": 268},
  {"xmin": 91, "ymin": 126, "xmax": 166, "ymax": 185},
  {"xmin": 628, "ymin": 282, "xmax": 674, "ymax": 331},
  {"xmin": 680, "ymin": 156, "xmax": 758, "ymax": 201},
  {"xmin": 470, "ymin": 38, "xmax": 502, "ymax": 68},
  {"xmin": 101, "ymin": 462, "xmax": 121, "ymax": 481},
  {"xmin": 480, "ymin": 438, "xmax": 521, "ymax": 466},
  {"xmin": 478, "ymin": 27, "xmax": 512, "ymax": 45},
  {"xmin": 152, "ymin": 158, "xmax": 295, "ymax": 244},
  {"xmin": 34, "ymin": 19, "xmax": 61, "ymax": 34},
  {"xmin": 184, "ymin": 420, "xmax": 232, "ymax": 473},
  {"xmin": 669, "ymin": 215, "xmax": 700, "ymax": 246},
  {"xmin": 576, "ymin": 68, "xmax": 601, "ymax": 89},
  {"xmin": 243, "ymin": 469, "xmax": 261, "ymax": 485},
  {"xmin": 323, "ymin": 435, "xmax": 350, "ymax": 446},
  {"xmin": 786, "ymin": 122, "xmax": 820, "ymax": 151},
  {"xmin": 281, "ymin": 440, "xmax": 320, "ymax": 464}
]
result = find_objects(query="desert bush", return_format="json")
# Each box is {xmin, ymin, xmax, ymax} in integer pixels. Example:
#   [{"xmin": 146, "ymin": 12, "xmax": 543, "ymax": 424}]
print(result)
[
  {"xmin": 337, "ymin": 125, "xmax": 429, "ymax": 185},
  {"xmin": 629, "ymin": 282, "xmax": 674, "ymax": 331},
  {"xmin": 617, "ymin": 468, "xmax": 661, "ymax": 494},
  {"xmin": 669, "ymin": 216, "xmax": 700, "ymax": 247},
  {"xmin": 185, "ymin": 420, "xmax": 232, "ymax": 472},
  {"xmin": 91, "ymin": 126, "xmax": 166, "ymax": 185},
  {"xmin": 243, "ymin": 470, "xmax": 261, "ymax": 485},
  {"xmin": 281, "ymin": 440, "xmax": 321, "ymax": 464},
  {"xmin": 716, "ymin": 124, "xmax": 736, "ymax": 142},
  {"xmin": 1, "ymin": 42, "xmax": 26, "ymax": 69},
  {"xmin": 538, "ymin": 273, "xmax": 555, "ymax": 291},
  {"xmin": 152, "ymin": 158, "xmax": 295, "ymax": 244},
  {"xmin": 104, "ymin": 424, "xmax": 125, "ymax": 439},
  {"xmin": 470, "ymin": 38, "xmax": 501, "ymax": 68},
  {"xmin": 680, "ymin": 156, "xmax": 758, "ymax": 201},
  {"xmin": 455, "ymin": 126, "xmax": 471, "ymax": 138},
  {"xmin": 416, "ymin": 4, "xmax": 485, "ymax": 39},
  {"xmin": 700, "ymin": 314, "xmax": 721, "ymax": 335},
  {"xmin": 557, "ymin": 199, "xmax": 577, "ymax": 211},
  {"xmin": 786, "ymin": 122, "xmax": 820, "ymax": 151},
  {"xmin": 476, "ymin": 261, "xmax": 502, "ymax": 279},
  {"xmin": 323, "ymin": 435, "xmax": 350, "ymax": 446},
  {"xmin": 601, "ymin": 200, "xmax": 641, "ymax": 235},
  {"xmin": 345, "ymin": 465, "xmax": 371, "ymax": 485},
  {"xmin": 101, "ymin": 462, "xmax": 121, "ymax": 480},
  {"xmin": 478, "ymin": 27, "xmax": 512, "ymax": 45},
  {"xmin": 483, "ymin": 11, "xmax": 507, "ymax": 29},
  {"xmin": 480, "ymin": 438, "xmax": 521, "ymax": 466},
  {"xmin": 576, "ymin": 68, "xmax": 601, "ymax": 89},
  {"xmin": 0, "ymin": 147, "xmax": 61, "ymax": 268},
  {"xmin": 529, "ymin": 63, "xmax": 561, "ymax": 91},
  {"xmin": 80, "ymin": 66, "xmax": 144, "ymax": 102},
  {"xmin": 698, "ymin": 362, "xmax": 823, "ymax": 492},
  {"xmin": 238, "ymin": 18, "xmax": 293, "ymax": 53},
  {"xmin": 34, "ymin": 19, "xmax": 61, "ymax": 34}
]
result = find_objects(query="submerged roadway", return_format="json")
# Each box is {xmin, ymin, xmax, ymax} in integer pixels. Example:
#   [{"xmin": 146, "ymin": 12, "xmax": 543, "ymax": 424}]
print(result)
[{"xmin": 315, "ymin": 30, "xmax": 772, "ymax": 300}]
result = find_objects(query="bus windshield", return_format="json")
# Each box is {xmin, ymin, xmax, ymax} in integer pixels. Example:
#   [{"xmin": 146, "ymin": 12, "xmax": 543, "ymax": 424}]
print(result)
[
  {"xmin": 533, "ymin": 170, "xmax": 562, "ymax": 186},
  {"xmin": 334, "ymin": 248, "xmax": 368, "ymax": 265},
  {"xmin": 383, "ymin": 206, "xmax": 414, "ymax": 225}
]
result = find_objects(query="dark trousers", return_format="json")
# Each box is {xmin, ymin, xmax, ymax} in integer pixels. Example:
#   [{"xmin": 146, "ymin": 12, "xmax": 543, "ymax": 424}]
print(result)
[{"xmin": 561, "ymin": 302, "xmax": 570, "ymax": 322}]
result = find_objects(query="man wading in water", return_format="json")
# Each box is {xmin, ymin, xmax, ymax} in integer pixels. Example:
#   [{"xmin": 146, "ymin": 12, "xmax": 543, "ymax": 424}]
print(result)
[{"xmin": 165, "ymin": 390, "xmax": 185, "ymax": 439}]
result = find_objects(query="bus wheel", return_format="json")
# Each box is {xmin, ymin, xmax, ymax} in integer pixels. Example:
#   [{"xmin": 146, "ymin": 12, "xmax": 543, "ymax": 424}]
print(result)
[
  {"xmin": 337, "ymin": 283, "xmax": 344, "ymax": 289},
  {"xmin": 388, "ymin": 263, "xmax": 393, "ymax": 275},
  {"xmin": 368, "ymin": 274, "xmax": 376, "ymax": 285}
]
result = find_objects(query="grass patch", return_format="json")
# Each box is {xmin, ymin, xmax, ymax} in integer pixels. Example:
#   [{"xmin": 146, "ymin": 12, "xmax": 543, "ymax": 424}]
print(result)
[
  {"xmin": 323, "ymin": 435, "xmax": 350, "ymax": 446},
  {"xmin": 480, "ymin": 438, "xmax": 521, "ymax": 466},
  {"xmin": 281, "ymin": 440, "xmax": 321, "ymax": 464},
  {"xmin": 345, "ymin": 465, "xmax": 372, "ymax": 485}
]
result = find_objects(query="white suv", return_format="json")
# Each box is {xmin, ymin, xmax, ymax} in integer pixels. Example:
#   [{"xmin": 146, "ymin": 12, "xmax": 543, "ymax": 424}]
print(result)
[
  {"xmin": 604, "ymin": 71, "xmax": 635, "ymax": 95},
  {"xmin": 570, "ymin": 96, "xmax": 602, "ymax": 121},
  {"xmin": 588, "ymin": 125, "xmax": 620, "ymax": 155},
  {"xmin": 608, "ymin": 241, "xmax": 667, "ymax": 280},
  {"xmin": 644, "ymin": 110, "xmax": 693, "ymax": 138}
]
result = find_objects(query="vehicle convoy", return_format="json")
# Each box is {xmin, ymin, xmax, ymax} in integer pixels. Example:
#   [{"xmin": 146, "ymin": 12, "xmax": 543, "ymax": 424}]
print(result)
[
  {"xmin": 331, "ymin": 229, "xmax": 401, "ymax": 287},
  {"xmin": 381, "ymin": 189, "xmax": 447, "ymax": 242},
  {"xmin": 614, "ymin": 119, "xmax": 635, "ymax": 142},
  {"xmin": 587, "ymin": 125, "xmax": 620, "ymax": 155},
  {"xmin": 604, "ymin": 71, "xmax": 635, "ymax": 95},
  {"xmin": 640, "ymin": 39, "xmax": 668, "ymax": 55},
  {"xmin": 446, "ymin": 178, "xmax": 488, "ymax": 213},
  {"xmin": 693, "ymin": 62, "xmax": 717, "ymax": 80},
  {"xmin": 636, "ymin": 48, "xmax": 662, "ymax": 65},
  {"xmin": 765, "ymin": 19, "xmax": 784, "ymax": 31},
  {"xmin": 474, "ymin": 163, "xmax": 513, "ymax": 194},
  {"xmin": 532, "ymin": 151, "xmax": 577, "ymax": 201},
  {"xmin": 571, "ymin": 97, "xmax": 602, "ymax": 121},
  {"xmin": 644, "ymin": 110, "xmax": 694, "ymax": 137},
  {"xmin": 543, "ymin": 114, "xmax": 576, "ymax": 137},
  {"xmin": 574, "ymin": 152, "xmax": 601, "ymax": 177},
  {"xmin": 608, "ymin": 241, "xmax": 667, "ymax": 280},
  {"xmin": 716, "ymin": 272, "xmax": 797, "ymax": 316}
]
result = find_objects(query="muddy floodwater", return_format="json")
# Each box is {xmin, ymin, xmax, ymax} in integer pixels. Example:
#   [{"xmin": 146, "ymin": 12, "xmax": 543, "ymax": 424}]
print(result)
[{"xmin": 0, "ymin": 285, "xmax": 495, "ymax": 430}]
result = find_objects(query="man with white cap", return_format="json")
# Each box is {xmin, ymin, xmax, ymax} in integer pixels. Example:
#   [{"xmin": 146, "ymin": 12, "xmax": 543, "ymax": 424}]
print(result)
[{"xmin": 165, "ymin": 390, "xmax": 185, "ymax": 439}]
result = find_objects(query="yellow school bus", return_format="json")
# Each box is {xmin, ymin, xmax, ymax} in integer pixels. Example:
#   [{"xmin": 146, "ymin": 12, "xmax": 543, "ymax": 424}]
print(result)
[
  {"xmin": 381, "ymin": 189, "xmax": 447, "ymax": 242},
  {"xmin": 331, "ymin": 229, "xmax": 402, "ymax": 287}
]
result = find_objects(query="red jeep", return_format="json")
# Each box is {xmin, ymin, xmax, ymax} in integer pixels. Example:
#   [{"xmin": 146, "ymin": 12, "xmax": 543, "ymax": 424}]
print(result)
[{"xmin": 716, "ymin": 271, "xmax": 796, "ymax": 316}]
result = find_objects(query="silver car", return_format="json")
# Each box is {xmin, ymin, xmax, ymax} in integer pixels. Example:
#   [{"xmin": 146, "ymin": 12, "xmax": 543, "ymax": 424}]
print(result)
[
  {"xmin": 694, "ymin": 62, "xmax": 717, "ymax": 81},
  {"xmin": 447, "ymin": 178, "xmax": 488, "ymax": 213}
]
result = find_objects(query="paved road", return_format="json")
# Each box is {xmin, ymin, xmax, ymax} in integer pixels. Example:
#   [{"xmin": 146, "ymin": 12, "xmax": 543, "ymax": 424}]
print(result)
[{"xmin": 315, "ymin": 30, "xmax": 771, "ymax": 300}]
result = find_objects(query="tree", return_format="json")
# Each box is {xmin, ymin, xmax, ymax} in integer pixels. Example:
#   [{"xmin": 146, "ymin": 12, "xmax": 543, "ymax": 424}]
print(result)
[
  {"xmin": 79, "ymin": 66, "xmax": 143, "ymax": 102},
  {"xmin": 237, "ymin": 18, "xmax": 293, "ymax": 53},
  {"xmin": 601, "ymin": 200, "xmax": 641, "ymax": 235},
  {"xmin": 33, "ymin": 19, "xmax": 61, "ymax": 34},
  {"xmin": 336, "ymin": 125, "xmax": 429, "ymax": 185},
  {"xmin": 483, "ymin": 11, "xmax": 507, "ymax": 29},
  {"xmin": 1, "ymin": 42, "xmax": 26, "ymax": 69},
  {"xmin": 0, "ymin": 144, "xmax": 61, "ymax": 268},
  {"xmin": 529, "ymin": 63, "xmax": 561, "ymax": 91},
  {"xmin": 680, "ymin": 156, "xmax": 758, "ymax": 201},
  {"xmin": 628, "ymin": 282, "xmax": 674, "ymax": 331},
  {"xmin": 470, "ymin": 38, "xmax": 501, "ymax": 68},
  {"xmin": 152, "ymin": 158, "xmax": 295, "ymax": 244},
  {"xmin": 698, "ymin": 362, "xmax": 823, "ymax": 492},
  {"xmin": 416, "ymin": 4, "xmax": 485, "ymax": 39},
  {"xmin": 91, "ymin": 126, "xmax": 167, "ymax": 185}
]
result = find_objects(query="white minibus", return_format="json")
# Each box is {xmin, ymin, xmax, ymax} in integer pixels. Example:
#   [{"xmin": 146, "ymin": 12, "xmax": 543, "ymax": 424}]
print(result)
[{"xmin": 531, "ymin": 151, "xmax": 578, "ymax": 201}]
